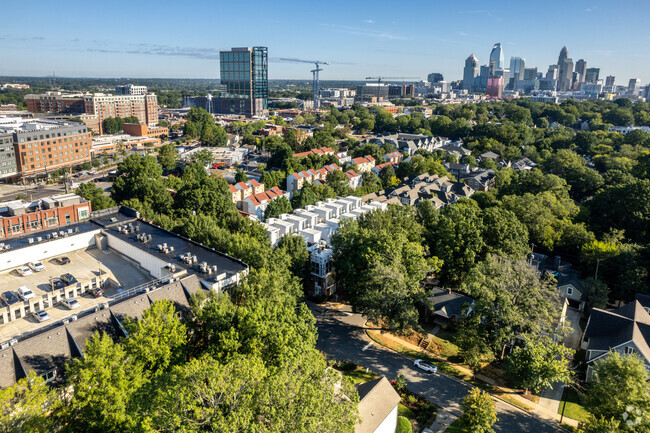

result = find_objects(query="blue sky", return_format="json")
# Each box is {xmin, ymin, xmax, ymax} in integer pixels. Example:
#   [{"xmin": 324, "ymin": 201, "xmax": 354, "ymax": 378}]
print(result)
[{"xmin": 1, "ymin": 0, "xmax": 649, "ymax": 85}]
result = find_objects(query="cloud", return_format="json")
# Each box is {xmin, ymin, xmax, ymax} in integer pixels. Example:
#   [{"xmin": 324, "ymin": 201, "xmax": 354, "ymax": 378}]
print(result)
[
  {"xmin": 458, "ymin": 32, "xmax": 467, "ymax": 36},
  {"xmin": 586, "ymin": 8, "xmax": 592, "ymax": 12},
  {"xmin": 363, "ymin": 19, "xmax": 374, "ymax": 24},
  {"xmin": 321, "ymin": 24, "xmax": 408, "ymax": 40},
  {"xmin": 458, "ymin": 9, "xmax": 487, "ymax": 14},
  {"xmin": 87, "ymin": 43, "xmax": 222, "ymax": 60}
]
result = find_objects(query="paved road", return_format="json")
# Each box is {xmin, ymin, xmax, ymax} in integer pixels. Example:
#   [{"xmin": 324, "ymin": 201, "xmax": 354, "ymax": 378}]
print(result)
[{"xmin": 313, "ymin": 304, "xmax": 564, "ymax": 433}]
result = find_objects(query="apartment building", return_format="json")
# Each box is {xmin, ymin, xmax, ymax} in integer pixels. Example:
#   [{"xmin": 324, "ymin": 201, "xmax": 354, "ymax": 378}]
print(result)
[
  {"xmin": 123, "ymin": 123, "xmax": 169, "ymax": 139},
  {"xmin": 351, "ymin": 155, "xmax": 376, "ymax": 173},
  {"xmin": 286, "ymin": 163, "xmax": 341, "ymax": 193},
  {"xmin": 0, "ymin": 117, "xmax": 92, "ymax": 177},
  {"xmin": 0, "ymin": 133, "xmax": 17, "ymax": 180},
  {"xmin": 228, "ymin": 179, "xmax": 265, "ymax": 204}
]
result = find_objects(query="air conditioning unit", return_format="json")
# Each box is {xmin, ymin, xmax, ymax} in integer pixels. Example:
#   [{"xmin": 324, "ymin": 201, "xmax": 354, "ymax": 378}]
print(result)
[
  {"xmin": 0, "ymin": 342, "xmax": 8, "ymax": 350},
  {"xmin": 8, "ymin": 339, "xmax": 17, "ymax": 346},
  {"xmin": 71, "ymin": 314, "xmax": 78, "ymax": 321},
  {"xmin": 63, "ymin": 319, "xmax": 70, "ymax": 325}
]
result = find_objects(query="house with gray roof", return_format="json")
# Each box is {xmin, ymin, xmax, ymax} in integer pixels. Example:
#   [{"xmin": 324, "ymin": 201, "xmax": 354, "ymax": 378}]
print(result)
[
  {"xmin": 427, "ymin": 288, "xmax": 474, "ymax": 323},
  {"xmin": 582, "ymin": 294, "xmax": 650, "ymax": 380},
  {"xmin": 355, "ymin": 377, "xmax": 401, "ymax": 433}
]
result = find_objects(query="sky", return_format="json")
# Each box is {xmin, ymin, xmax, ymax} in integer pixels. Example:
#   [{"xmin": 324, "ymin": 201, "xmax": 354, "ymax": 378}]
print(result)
[{"xmin": 1, "ymin": 0, "xmax": 649, "ymax": 85}]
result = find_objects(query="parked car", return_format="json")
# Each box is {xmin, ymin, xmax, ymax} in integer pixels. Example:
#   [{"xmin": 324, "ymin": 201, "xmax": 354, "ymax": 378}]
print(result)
[
  {"xmin": 90, "ymin": 287, "xmax": 104, "ymax": 297},
  {"xmin": 34, "ymin": 310, "xmax": 50, "ymax": 322},
  {"xmin": 54, "ymin": 256, "xmax": 71, "ymax": 265},
  {"xmin": 28, "ymin": 261, "xmax": 46, "ymax": 272},
  {"xmin": 17, "ymin": 286, "xmax": 35, "ymax": 301},
  {"xmin": 16, "ymin": 265, "xmax": 32, "ymax": 276},
  {"xmin": 50, "ymin": 278, "xmax": 65, "ymax": 291},
  {"xmin": 63, "ymin": 298, "xmax": 80, "ymax": 309},
  {"xmin": 414, "ymin": 359, "xmax": 438, "ymax": 374},
  {"xmin": 60, "ymin": 273, "xmax": 78, "ymax": 286},
  {"xmin": 1, "ymin": 291, "xmax": 19, "ymax": 306}
]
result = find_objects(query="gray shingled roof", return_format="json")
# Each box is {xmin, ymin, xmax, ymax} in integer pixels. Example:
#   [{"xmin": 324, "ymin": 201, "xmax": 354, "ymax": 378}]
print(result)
[
  {"xmin": 428, "ymin": 288, "xmax": 474, "ymax": 319},
  {"xmin": 355, "ymin": 377, "xmax": 401, "ymax": 433}
]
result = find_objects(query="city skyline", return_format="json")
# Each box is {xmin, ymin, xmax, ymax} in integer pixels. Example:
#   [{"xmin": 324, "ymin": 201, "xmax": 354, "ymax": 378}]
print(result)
[{"xmin": 0, "ymin": 0, "xmax": 649, "ymax": 84}]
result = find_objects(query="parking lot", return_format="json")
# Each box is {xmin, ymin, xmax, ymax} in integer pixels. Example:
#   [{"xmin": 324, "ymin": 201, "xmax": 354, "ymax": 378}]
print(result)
[{"xmin": 0, "ymin": 247, "xmax": 152, "ymax": 341}]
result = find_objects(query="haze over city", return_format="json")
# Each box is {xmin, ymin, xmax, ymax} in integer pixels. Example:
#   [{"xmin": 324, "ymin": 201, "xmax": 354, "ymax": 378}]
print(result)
[{"xmin": 1, "ymin": 0, "xmax": 649, "ymax": 83}]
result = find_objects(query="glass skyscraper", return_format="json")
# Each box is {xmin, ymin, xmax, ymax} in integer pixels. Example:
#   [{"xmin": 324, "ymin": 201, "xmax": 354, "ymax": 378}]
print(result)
[{"xmin": 218, "ymin": 46, "xmax": 268, "ymax": 116}]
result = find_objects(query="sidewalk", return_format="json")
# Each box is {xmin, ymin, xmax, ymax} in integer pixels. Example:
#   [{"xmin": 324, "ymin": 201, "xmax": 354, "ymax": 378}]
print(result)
[{"xmin": 367, "ymin": 329, "xmax": 579, "ymax": 429}]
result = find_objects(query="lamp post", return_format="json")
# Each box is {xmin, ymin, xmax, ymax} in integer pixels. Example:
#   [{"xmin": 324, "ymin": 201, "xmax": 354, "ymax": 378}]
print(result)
[{"xmin": 559, "ymin": 384, "xmax": 568, "ymax": 424}]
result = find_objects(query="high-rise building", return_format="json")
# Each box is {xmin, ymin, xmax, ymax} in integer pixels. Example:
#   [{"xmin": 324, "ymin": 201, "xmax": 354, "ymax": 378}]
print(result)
[
  {"xmin": 605, "ymin": 75, "xmax": 616, "ymax": 87},
  {"xmin": 489, "ymin": 43, "xmax": 504, "ymax": 74},
  {"xmin": 218, "ymin": 47, "xmax": 268, "ymax": 117},
  {"xmin": 479, "ymin": 65, "xmax": 490, "ymax": 91},
  {"xmin": 25, "ymin": 86, "xmax": 159, "ymax": 135},
  {"xmin": 585, "ymin": 68, "xmax": 600, "ymax": 83},
  {"xmin": 508, "ymin": 57, "xmax": 525, "ymax": 89},
  {"xmin": 523, "ymin": 68, "xmax": 538, "ymax": 81},
  {"xmin": 628, "ymin": 78, "xmax": 641, "ymax": 94},
  {"xmin": 486, "ymin": 77, "xmax": 504, "ymax": 98},
  {"xmin": 557, "ymin": 46, "xmax": 574, "ymax": 91},
  {"xmin": 462, "ymin": 54, "xmax": 479, "ymax": 91},
  {"xmin": 574, "ymin": 59, "xmax": 587, "ymax": 89},
  {"xmin": 427, "ymin": 73, "xmax": 444, "ymax": 83},
  {"xmin": 546, "ymin": 65, "xmax": 559, "ymax": 80},
  {"xmin": 645, "ymin": 85, "xmax": 650, "ymax": 101}
]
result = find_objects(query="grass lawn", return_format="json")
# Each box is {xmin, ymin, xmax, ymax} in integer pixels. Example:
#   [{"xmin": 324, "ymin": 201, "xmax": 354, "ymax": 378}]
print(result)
[
  {"xmin": 339, "ymin": 366, "xmax": 380, "ymax": 384},
  {"xmin": 445, "ymin": 419, "xmax": 469, "ymax": 432},
  {"xmin": 428, "ymin": 335, "xmax": 460, "ymax": 359},
  {"xmin": 558, "ymin": 388, "xmax": 590, "ymax": 422},
  {"xmin": 398, "ymin": 403, "xmax": 416, "ymax": 419}
]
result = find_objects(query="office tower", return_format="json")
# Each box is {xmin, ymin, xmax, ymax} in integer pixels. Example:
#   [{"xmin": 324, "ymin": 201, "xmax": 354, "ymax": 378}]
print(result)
[
  {"xmin": 427, "ymin": 73, "xmax": 444, "ymax": 83},
  {"xmin": 523, "ymin": 68, "xmax": 538, "ymax": 81},
  {"xmin": 486, "ymin": 77, "xmax": 503, "ymax": 98},
  {"xmin": 479, "ymin": 65, "xmax": 490, "ymax": 91},
  {"xmin": 462, "ymin": 54, "xmax": 479, "ymax": 91},
  {"xmin": 628, "ymin": 78, "xmax": 641, "ymax": 94},
  {"xmin": 575, "ymin": 59, "xmax": 587, "ymax": 83},
  {"xmin": 546, "ymin": 65, "xmax": 559, "ymax": 80},
  {"xmin": 645, "ymin": 85, "xmax": 650, "ymax": 101},
  {"xmin": 218, "ymin": 46, "xmax": 268, "ymax": 116},
  {"xmin": 585, "ymin": 68, "xmax": 600, "ymax": 83},
  {"xmin": 605, "ymin": 75, "xmax": 616, "ymax": 87},
  {"xmin": 557, "ymin": 46, "xmax": 574, "ymax": 91},
  {"xmin": 509, "ymin": 57, "xmax": 525, "ymax": 89},
  {"xmin": 489, "ymin": 43, "xmax": 504, "ymax": 76}
]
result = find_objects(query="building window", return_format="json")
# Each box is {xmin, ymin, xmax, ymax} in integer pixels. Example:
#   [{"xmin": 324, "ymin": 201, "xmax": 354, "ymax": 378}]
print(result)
[
  {"xmin": 566, "ymin": 287, "xmax": 574, "ymax": 296},
  {"xmin": 42, "ymin": 369, "xmax": 57, "ymax": 383},
  {"xmin": 625, "ymin": 346, "xmax": 636, "ymax": 355},
  {"xmin": 11, "ymin": 222, "xmax": 22, "ymax": 234}
]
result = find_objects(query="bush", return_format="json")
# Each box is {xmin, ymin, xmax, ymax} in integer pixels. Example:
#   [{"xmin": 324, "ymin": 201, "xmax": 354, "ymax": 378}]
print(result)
[
  {"xmin": 332, "ymin": 360, "xmax": 357, "ymax": 371},
  {"xmin": 395, "ymin": 373, "xmax": 407, "ymax": 391},
  {"xmin": 397, "ymin": 416, "xmax": 412, "ymax": 433}
]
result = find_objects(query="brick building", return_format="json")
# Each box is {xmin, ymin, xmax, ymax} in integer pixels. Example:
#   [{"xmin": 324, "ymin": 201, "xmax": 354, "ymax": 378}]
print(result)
[
  {"xmin": 0, "ymin": 194, "xmax": 91, "ymax": 240},
  {"xmin": 0, "ymin": 117, "xmax": 92, "ymax": 178},
  {"xmin": 123, "ymin": 123, "xmax": 168, "ymax": 138}
]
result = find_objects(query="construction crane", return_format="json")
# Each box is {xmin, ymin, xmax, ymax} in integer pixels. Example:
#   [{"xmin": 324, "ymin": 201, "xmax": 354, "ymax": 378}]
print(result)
[
  {"xmin": 278, "ymin": 58, "xmax": 330, "ymax": 109},
  {"xmin": 365, "ymin": 76, "xmax": 418, "ymax": 84}
]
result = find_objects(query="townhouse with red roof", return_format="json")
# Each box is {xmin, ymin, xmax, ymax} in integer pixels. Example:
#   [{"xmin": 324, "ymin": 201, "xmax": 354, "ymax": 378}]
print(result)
[
  {"xmin": 228, "ymin": 179, "xmax": 265, "ymax": 205},
  {"xmin": 351, "ymin": 155, "xmax": 376, "ymax": 173},
  {"xmin": 286, "ymin": 163, "xmax": 341, "ymax": 193},
  {"xmin": 241, "ymin": 186, "xmax": 284, "ymax": 220}
]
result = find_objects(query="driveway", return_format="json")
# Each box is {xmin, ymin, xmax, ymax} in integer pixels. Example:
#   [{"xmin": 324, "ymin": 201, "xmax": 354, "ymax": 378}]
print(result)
[{"xmin": 312, "ymin": 304, "xmax": 565, "ymax": 433}]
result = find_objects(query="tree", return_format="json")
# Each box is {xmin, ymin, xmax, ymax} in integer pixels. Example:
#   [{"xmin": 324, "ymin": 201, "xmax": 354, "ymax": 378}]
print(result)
[
  {"xmin": 235, "ymin": 169, "xmax": 248, "ymax": 183},
  {"xmin": 480, "ymin": 207, "xmax": 529, "ymax": 259},
  {"xmin": 157, "ymin": 143, "xmax": 179, "ymax": 170},
  {"xmin": 64, "ymin": 332, "xmax": 146, "ymax": 431},
  {"xmin": 276, "ymin": 234, "xmax": 308, "ymax": 278},
  {"xmin": 264, "ymin": 196, "xmax": 292, "ymax": 220},
  {"xmin": 123, "ymin": 299, "xmax": 187, "ymax": 373},
  {"xmin": 461, "ymin": 255, "xmax": 560, "ymax": 360},
  {"xmin": 111, "ymin": 154, "xmax": 173, "ymax": 214},
  {"xmin": 76, "ymin": 182, "xmax": 116, "ymax": 210},
  {"xmin": 189, "ymin": 148, "xmax": 213, "ymax": 167},
  {"xmin": 175, "ymin": 163, "xmax": 237, "ymax": 219},
  {"xmin": 0, "ymin": 371, "xmax": 61, "ymax": 433},
  {"xmin": 503, "ymin": 335, "xmax": 574, "ymax": 394},
  {"xmin": 397, "ymin": 416, "xmax": 412, "ymax": 433},
  {"xmin": 332, "ymin": 207, "xmax": 439, "ymax": 333},
  {"xmin": 584, "ymin": 351, "xmax": 650, "ymax": 422},
  {"xmin": 461, "ymin": 388, "xmax": 498, "ymax": 433}
]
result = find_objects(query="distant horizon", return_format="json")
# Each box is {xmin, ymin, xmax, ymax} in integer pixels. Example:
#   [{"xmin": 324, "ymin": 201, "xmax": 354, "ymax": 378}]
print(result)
[{"xmin": 1, "ymin": 0, "xmax": 648, "ymax": 84}]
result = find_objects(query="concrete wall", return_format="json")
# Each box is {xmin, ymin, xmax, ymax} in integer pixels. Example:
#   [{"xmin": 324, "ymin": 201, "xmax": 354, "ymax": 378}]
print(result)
[
  {"xmin": 0, "ymin": 230, "xmax": 99, "ymax": 272},
  {"xmin": 104, "ymin": 233, "xmax": 169, "ymax": 279}
]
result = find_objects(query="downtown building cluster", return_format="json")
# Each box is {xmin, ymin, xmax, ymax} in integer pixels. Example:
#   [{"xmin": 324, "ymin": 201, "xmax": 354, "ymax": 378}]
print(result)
[{"xmin": 462, "ymin": 44, "xmax": 647, "ymax": 100}]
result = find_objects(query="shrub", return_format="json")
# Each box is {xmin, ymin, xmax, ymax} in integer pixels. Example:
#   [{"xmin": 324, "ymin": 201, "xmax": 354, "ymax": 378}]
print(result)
[{"xmin": 397, "ymin": 416, "xmax": 412, "ymax": 433}]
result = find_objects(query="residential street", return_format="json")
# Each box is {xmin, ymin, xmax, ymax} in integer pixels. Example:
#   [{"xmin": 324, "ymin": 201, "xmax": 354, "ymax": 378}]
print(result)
[{"xmin": 312, "ymin": 304, "xmax": 565, "ymax": 433}]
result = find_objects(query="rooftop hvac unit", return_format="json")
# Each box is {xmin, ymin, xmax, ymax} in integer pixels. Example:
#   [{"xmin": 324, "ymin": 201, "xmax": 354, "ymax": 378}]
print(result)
[
  {"xmin": 75, "ymin": 227, "xmax": 79, "ymax": 233},
  {"xmin": 71, "ymin": 314, "xmax": 78, "ymax": 321},
  {"xmin": 37, "ymin": 237, "xmax": 42, "ymax": 242},
  {"xmin": 100, "ymin": 303, "xmax": 108, "ymax": 309},
  {"xmin": 28, "ymin": 238, "xmax": 34, "ymax": 244},
  {"xmin": 9, "ymin": 339, "xmax": 17, "ymax": 346},
  {"xmin": 63, "ymin": 319, "xmax": 69, "ymax": 325},
  {"xmin": 0, "ymin": 342, "xmax": 8, "ymax": 350}
]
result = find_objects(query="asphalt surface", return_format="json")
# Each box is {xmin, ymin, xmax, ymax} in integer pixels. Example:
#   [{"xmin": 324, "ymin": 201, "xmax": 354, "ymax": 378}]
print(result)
[{"xmin": 312, "ymin": 304, "xmax": 564, "ymax": 433}]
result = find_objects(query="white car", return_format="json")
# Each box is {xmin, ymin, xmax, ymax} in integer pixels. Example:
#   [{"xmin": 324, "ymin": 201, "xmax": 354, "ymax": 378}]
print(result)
[
  {"xmin": 28, "ymin": 261, "xmax": 46, "ymax": 272},
  {"xmin": 35, "ymin": 310, "xmax": 50, "ymax": 322},
  {"xmin": 63, "ymin": 298, "xmax": 80, "ymax": 309},
  {"xmin": 414, "ymin": 359, "xmax": 438, "ymax": 374},
  {"xmin": 16, "ymin": 265, "xmax": 32, "ymax": 276},
  {"xmin": 17, "ymin": 286, "xmax": 35, "ymax": 301}
]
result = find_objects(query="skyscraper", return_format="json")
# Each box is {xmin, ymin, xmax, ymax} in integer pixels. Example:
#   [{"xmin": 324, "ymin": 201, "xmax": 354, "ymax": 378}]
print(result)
[
  {"xmin": 546, "ymin": 65, "xmax": 559, "ymax": 80},
  {"xmin": 218, "ymin": 46, "xmax": 268, "ymax": 116},
  {"xmin": 574, "ymin": 59, "xmax": 587, "ymax": 89},
  {"xmin": 427, "ymin": 73, "xmax": 444, "ymax": 83},
  {"xmin": 585, "ymin": 68, "xmax": 600, "ymax": 83},
  {"xmin": 556, "ymin": 46, "xmax": 574, "ymax": 91},
  {"xmin": 605, "ymin": 76, "xmax": 616, "ymax": 87},
  {"xmin": 489, "ymin": 43, "xmax": 504, "ymax": 76},
  {"xmin": 486, "ymin": 77, "xmax": 504, "ymax": 98},
  {"xmin": 509, "ymin": 56, "xmax": 525, "ymax": 89},
  {"xmin": 462, "ymin": 54, "xmax": 479, "ymax": 91},
  {"xmin": 628, "ymin": 78, "xmax": 641, "ymax": 94},
  {"xmin": 523, "ymin": 68, "xmax": 538, "ymax": 81}
]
